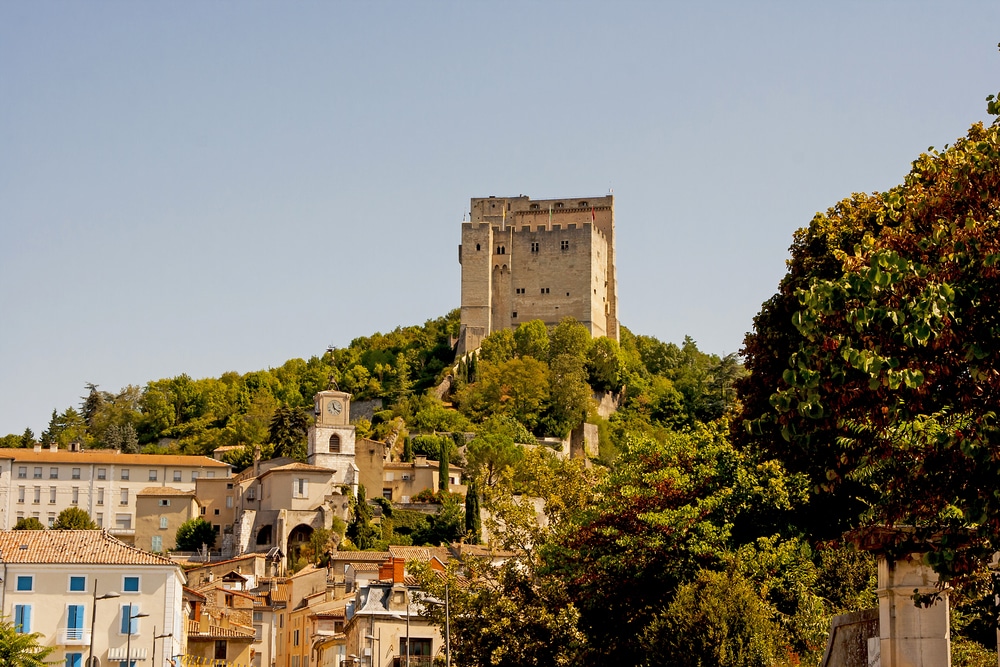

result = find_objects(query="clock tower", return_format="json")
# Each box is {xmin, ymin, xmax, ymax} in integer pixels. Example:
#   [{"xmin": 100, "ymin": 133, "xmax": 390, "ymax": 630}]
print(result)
[{"xmin": 307, "ymin": 390, "xmax": 358, "ymax": 485}]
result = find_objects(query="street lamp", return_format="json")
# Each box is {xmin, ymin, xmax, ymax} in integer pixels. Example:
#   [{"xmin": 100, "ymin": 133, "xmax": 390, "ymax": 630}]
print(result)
[
  {"xmin": 87, "ymin": 580, "xmax": 120, "ymax": 667},
  {"xmin": 152, "ymin": 627, "xmax": 172, "ymax": 667},
  {"xmin": 364, "ymin": 631, "xmax": 380, "ymax": 667},
  {"xmin": 124, "ymin": 605, "xmax": 149, "ymax": 667}
]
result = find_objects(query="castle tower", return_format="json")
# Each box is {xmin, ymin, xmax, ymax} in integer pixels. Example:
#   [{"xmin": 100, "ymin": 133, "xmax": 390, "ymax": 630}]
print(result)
[
  {"xmin": 307, "ymin": 390, "xmax": 358, "ymax": 485},
  {"xmin": 457, "ymin": 194, "xmax": 619, "ymax": 355}
]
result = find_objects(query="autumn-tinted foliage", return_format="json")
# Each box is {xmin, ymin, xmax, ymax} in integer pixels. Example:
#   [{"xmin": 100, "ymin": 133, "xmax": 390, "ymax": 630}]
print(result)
[{"xmin": 739, "ymin": 97, "xmax": 1000, "ymax": 578}]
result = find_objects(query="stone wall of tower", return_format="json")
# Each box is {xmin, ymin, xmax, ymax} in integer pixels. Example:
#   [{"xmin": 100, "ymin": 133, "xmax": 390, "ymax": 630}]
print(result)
[{"xmin": 458, "ymin": 194, "xmax": 618, "ymax": 353}]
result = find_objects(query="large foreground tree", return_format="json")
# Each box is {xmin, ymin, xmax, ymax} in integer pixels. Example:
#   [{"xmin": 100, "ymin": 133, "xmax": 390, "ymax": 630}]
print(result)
[{"xmin": 739, "ymin": 93, "xmax": 1000, "ymax": 579}]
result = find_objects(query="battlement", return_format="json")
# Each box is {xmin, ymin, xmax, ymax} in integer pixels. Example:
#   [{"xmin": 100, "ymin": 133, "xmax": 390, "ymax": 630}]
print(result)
[{"xmin": 461, "ymin": 220, "xmax": 609, "ymax": 241}]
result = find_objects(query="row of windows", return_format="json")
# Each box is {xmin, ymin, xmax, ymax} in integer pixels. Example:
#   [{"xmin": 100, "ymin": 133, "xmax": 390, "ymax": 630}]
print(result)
[
  {"xmin": 12, "ymin": 602, "xmax": 146, "ymax": 636},
  {"xmin": 16, "ymin": 486, "xmax": 128, "ymax": 505},
  {"xmin": 13, "ymin": 510, "xmax": 130, "ymax": 529},
  {"xmin": 16, "ymin": 466, "xmax": 216, "ymax": 482},
  {"xmin": 14, "ymin": 574, "xmax": 140, "ymax": 593}
]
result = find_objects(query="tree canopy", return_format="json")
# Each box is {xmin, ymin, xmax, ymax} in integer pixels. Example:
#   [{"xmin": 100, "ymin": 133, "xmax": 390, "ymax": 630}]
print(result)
[
  {"xmin": 175, "ymin": 518, "xmax": 216, "ymax": 551},
  {"xmin": 739, "ymin": 96, "xmax": 1000, "ymax": 580}
]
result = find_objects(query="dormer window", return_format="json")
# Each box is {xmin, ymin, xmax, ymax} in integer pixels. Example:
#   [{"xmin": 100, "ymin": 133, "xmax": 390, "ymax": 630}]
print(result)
[{"xmin": 579, "ymin": 201, "xmax": 588, "ymax": 207}]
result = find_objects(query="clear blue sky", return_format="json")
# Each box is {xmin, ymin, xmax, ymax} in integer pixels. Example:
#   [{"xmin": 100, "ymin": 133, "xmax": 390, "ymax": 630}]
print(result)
[{"xmin": 2, "ymin": 2, "xmax": 998, "ymax": 436}]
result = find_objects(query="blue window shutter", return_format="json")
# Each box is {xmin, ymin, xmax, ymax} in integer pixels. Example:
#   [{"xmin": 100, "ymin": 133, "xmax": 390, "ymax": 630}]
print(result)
[
  {"xmin": 69, "ymin": 604, "xmax": 84, "ymax": 629},
  {"xmin": 14, "ymin": 605, "xmax": 31, "ymax": 633}
]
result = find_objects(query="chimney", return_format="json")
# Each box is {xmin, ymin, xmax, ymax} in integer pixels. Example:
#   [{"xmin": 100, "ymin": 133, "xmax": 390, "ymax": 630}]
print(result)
[
  {"xmin": 414, "ymin": 455, "xmax": 427, "ymax": 467},
  {"xmin": 49, "ymin": 443, "xmax": 58, "ymax": 453},
  {"xmin": 378, "ymin": 557, "xmax": 406, "ymax": 583},
  {"xmin": 33, "ymin": 444, "xmax": 41, "ymax": 453}
]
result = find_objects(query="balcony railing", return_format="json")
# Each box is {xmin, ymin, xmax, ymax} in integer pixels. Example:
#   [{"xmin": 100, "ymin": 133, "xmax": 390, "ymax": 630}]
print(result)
[
  {"xmin": 59, "ymin": 627, "xmax": 91, "ymax": 645},
  {"xmin": 391, "ymin": 657, "xmax": 433, "ymax": 667}
]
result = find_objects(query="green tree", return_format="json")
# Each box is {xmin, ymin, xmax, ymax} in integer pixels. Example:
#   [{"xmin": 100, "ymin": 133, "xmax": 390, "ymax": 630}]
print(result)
[
  {"xmin": 13, "ymin": 518, "xmax": 45, "ymax": 530},
  {"xmin": 548, "ymin": 317, "xmax": 591, "ymax": 361},
  {"xmin": 411, "ymin": 494, "xmax": 466, "ymax": 546},
  {"xmin": 19, "ymin": 429, "xmax": 34, "ymax": 448},
  {"xmin": 52, "ymin": 507, "xmax": 98, "ymax": 530},
  {"xmin": 514, "ymin": 319, "xmax": 550, "ymax": 360},
  {"xmin": 585, "ymin": 337, "xmax": 626, "ymax": 393},
  {"xmin": 542, "ymin": 353, "xmax": 591, "ymax": 437},
  {"xmin": 175, "ymin": 518, "xmax": 216, "ymax": 551},
  {"xmin": 465, "ymin": 433, "xmax": 524, "ymax": 488},
  {"xmin": 642, "ymin": 570, "xmax": 789, "ymax": 667},
  {"xmin": 348, "ymin": 485, "xmax": 378, "ymax": 550},
  {"xmin": 0, "ymin": 615, "xmax": 57, "ymax": 667},
  {"xmin": 739, "ymin": 97, "xmax": 1000, "ymax": 578},
  {"xmin": 268, "ymin": 403, "xmax": 310, "ymax": 460},
  {"xmin": 465, "ymin": 478, "xmax": 482, "ymax": 543},
  {"xmin": 438, "ymin": 443, "xmax": 450, "ymax": 491},
  {"xmin": 457, "ymin": 357, "xmax": 550, "ymax": 431},
  {"xmin": 479, "ymin": 328, "xmax": 516, "ymax": 364}
]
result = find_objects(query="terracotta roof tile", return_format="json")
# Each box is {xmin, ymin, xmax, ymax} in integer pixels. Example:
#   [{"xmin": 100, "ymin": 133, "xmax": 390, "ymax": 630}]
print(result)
[
  {"xmin": 388, "ymin": 546, "xmax": 432, "ymax": 561},
  {"xmin": 137, "ymin": 487, "xmax": 197, "ymax": 496},
  {"xmin": 0, "ymin": 530, "xmax": 178, "ymax": 566},
  {"xmin": 0, "ymin": 448, "xmax": 230, "ymax": 468},
  {"xmin": 186, "ymin": 620, "xmax": 256, "ymax": 640},
  {"xmin": 259, "ymin": 462, "xmax": 336, "ymax": 477},
  {"xmin": 329, "ymin": 551, "xmax": 391, "ymax": 562}
]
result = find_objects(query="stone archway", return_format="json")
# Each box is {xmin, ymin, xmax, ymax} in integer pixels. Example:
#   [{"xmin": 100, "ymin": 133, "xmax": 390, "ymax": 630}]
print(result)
[{"xmin": 287, "ymin": 523, "xmax": 314, "ymax": 567}]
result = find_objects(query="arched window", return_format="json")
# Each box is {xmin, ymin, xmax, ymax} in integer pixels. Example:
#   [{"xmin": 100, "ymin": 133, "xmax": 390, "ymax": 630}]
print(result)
[
  {"xmin": 256, "ymin": 525, "xmax": 272, "ymax": 545},
  {"xmin": 476, "ymin": 243, "xmax": 481, "ymax": 251},
  {"xmin": 329, "ymin": 434, "xmax": 341, "ymax": 453}
]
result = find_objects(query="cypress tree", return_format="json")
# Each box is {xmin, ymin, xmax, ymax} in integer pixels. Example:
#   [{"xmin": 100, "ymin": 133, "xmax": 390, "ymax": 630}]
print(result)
[
  {"xmin": 464, "ymin": 478, "xmax": 481, "ymax": 544},
  {"xmin": 439, "ymin": 444, "xmax": 450, "ymax": 491}
]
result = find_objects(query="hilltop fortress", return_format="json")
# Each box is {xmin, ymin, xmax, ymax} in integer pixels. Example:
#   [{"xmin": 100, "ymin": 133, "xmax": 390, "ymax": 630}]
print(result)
[{"xmin": 457, "ymin": 194, "xmax": 619, "ymax": 355}]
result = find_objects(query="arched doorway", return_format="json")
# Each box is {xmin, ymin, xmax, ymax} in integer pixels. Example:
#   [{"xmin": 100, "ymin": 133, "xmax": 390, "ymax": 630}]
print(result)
[{"xmin": 287, "ymin": 523, "xmax": 314, "ymax": 568}]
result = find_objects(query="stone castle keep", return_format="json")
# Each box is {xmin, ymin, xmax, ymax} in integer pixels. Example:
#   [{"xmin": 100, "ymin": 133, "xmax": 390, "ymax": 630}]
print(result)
[{"xmin": 458, "ymin": 194, "xmax": 619, "ymax": 354}]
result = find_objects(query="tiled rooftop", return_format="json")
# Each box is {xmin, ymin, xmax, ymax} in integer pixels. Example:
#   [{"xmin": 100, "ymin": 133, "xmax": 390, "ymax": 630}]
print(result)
[
  {"xmin": 137, "ymin": 487, "xmax": 197, "ymax": 496},
  {"xmin": 0, "ymin": 448, "xmax": 231, "ymax": 467},
  {"xmin": 0, "ymin": 530, "xmax": 178, "ymax": 566}
]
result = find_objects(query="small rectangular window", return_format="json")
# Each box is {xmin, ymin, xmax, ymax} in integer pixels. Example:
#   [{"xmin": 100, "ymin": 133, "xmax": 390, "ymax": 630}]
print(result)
[
  {"xmin": 120, "ymin": 489, "xmax": 128, "ymax": 505},
  {"xmin": 96, "ymin": 513, "xmax": 103, "ymax": 528},
  {"xmin": 66, "ymin": 653, "xmax": 83, "ymax": 667},
  {"xmin": 17, "ymin": 466, "xmax": 26, "ymax": 478},
  {"xmin": 226, "ymin": 496, "xmax": 233, "ymax": 508},
  {"xmin": 16, "ymin": 575, "xmax": 33, "ymax": 592},
  {"xmin": 97, "ymin": 488, "xmax": 105, "ymax": 505},
  {"xmin": 33, "ymin": 487, "xmax": 40, "ymax": 504},
  {"xmin": 122, "ymin": 576, "xmax": 140, "ymax": 593},
  {"xmin": 561, "ymin": 240, "xmax": 569, "ymax": 250},
  {"xmin": 158, "ymin": 499, "xmax": 170, "ymax": 507},
  {"xmin": 17, "ymin": 486, "xmax": 24, "ymax": 503},
  {"xmin": 120, "ymin": 469, "xmax": 129, "ymax": 481},
  {"xmin": 97, "ymin": 468, "xmax": 106, "ymax": 480},
  {"xmin": 531, "ymin": 242, "xmax": 539, "ymax": 252},
  {"xmin": 200, "ymin": 506, "xmax": 206, "ymax": 515},
  {"xmin": 33, "ymin": 467, "xmax": 42, "ymax": 479},
  {"xmin": 151, "ymin": 535, "xmax": 162, "ymax": 552},
  {"xmin": 69, "ymin": 576, "xmax": 87, "ymax": 592},
  {"xmin": 47, "ymin": 513, "xmax": 55, "ymax": 527},
  {"xmin": 71, "ymin": 487, "xmax": 79, "ymax": 505},
  {"xmin": 148, "ymin": 470, "xmax": 157, "ymax": 482},
  {"xmin": 214, "ymin": 508, "xmax": 220, "ymax": 515},
  {"xmin": 49, "ymin": 467, "xmax": 58, "ymax": 479},
  {"xmin": 160, "ymin": 516, "xmax": 168, "ymax": 529},
  {"xmin": 49, "ymin": 487, "xmax": 56, "ymax": 504},
  {"xmin": 191, "ymin": 471, "xmax": 199, "ymax": 481},
  {"xmin": 173, "ymin": 470, "xmax": 182, "ymax": 482},
  {"xmin": 71, "ymin": 467, "xmax": 81, "ymax": 480}
]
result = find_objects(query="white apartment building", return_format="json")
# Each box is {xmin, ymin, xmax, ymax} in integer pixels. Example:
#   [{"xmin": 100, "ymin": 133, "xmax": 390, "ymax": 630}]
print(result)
[
  {"xmin": 0, "ymin": 445, "xmax": 231, "ymax": 541},
  {"xmin": 0, "ymin": 530, "xmax": 186, "ymax": 667}
]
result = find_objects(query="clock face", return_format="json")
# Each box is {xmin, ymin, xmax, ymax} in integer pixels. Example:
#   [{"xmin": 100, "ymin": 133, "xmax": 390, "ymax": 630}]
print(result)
[{"xmin": 327, "ymin": 400, "xmax": 343, "ymax": 416}]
